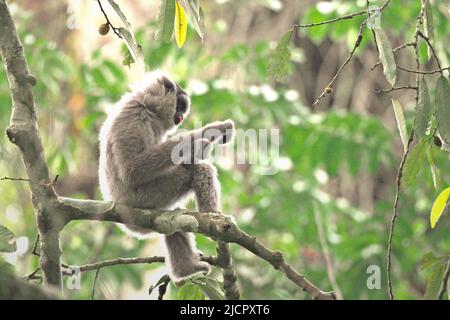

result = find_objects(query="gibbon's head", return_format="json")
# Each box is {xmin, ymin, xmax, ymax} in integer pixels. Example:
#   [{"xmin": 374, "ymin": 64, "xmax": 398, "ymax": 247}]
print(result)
[{"xmin": 130, "ymin": 70, "xmax": 190, "ymax": 130}]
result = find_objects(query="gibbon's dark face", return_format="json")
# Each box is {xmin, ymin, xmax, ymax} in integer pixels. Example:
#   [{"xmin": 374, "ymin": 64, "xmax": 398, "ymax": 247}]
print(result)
[
  {"xmin": 158, "ymin": 75, "xmax": 190, "ymax": 126},
  {"xmin": 174, "ymin": 85, "xmax": 189, "ymax": 125}
]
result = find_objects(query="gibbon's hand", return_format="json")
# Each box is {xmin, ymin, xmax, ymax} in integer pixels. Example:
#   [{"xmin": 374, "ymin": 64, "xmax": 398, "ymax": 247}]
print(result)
[{"xmin": 204, "ymin": 119, "xmax": 235, "ymax": 145}]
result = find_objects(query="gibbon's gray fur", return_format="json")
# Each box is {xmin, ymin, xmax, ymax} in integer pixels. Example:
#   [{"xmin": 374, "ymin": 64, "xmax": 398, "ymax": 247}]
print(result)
[{"xmin": 98, "ymin": 70, "xmax": 234, "ymax": 281}]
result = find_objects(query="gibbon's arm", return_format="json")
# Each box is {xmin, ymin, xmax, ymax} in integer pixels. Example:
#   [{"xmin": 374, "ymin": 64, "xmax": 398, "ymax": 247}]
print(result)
[
  {"xmin": 180, "ymin": 120, "xmax": 235, "ymax": 145},
  {"xmin": 115, "ymin": 120, "xmax": 233, "ymax": 188},
  {"xmin": 117, "ymin": 138, "xmax": 187, "ymax": 188}
]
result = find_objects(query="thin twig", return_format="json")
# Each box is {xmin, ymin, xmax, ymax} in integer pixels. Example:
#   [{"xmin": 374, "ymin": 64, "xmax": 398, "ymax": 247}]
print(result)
[
  {"xmin": 313, "ymin": 206, "xmax": 343, "ymax": 300},
  {"xmin": 23, "ymin": 267, "xmax": 41, "ymax": 281},
  {"xmin": 294, "ymin": 9, "xmax": 367, "ymax": 28},
  {"xmin": 438, "ymin": 258, "xmax": 450, "ymax": 300},
  {"xmin": 311, "ymin": 0, "xmax": 391, "ymax": 107},
  {"xmin": 397, "ymin": 65, "xmax": 449, "ymax": 75},
  {"xmin": 32, "ymin": 234, "xmax": 40, "ymax": 255},
  {"xmin": 417, "ymin": 30, "xmax": 444, "ymax": 75},
  {"xmin": 96, "ymin": 0, "xmax": 122, "ymax": 38},
  {"xmin": 312, "ymin": 23, "xmax": 365, "ymax": 107},
  {"xmin": 91, "ymin": 268, "xmax": 101, "ymax": 300},
  {"xmin": 374, "ymin": 85, "xmax": 418, "ymax": 94},
  {"xmin": 371, "ymin": 42, "xmax": 415, "ymax": 70},
  {"xmin": 1, "ymin": 176, "xmax": 58, "ymax": 188}
]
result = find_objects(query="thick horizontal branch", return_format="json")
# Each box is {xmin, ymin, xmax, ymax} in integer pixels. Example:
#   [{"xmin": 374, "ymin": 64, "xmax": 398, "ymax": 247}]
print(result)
[{"xmin": 58, "ymin": 197, "xmax": 335, "ymax": 300}]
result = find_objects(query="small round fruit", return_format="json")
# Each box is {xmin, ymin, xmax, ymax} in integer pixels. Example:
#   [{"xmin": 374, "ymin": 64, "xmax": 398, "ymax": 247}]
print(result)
[{"xmin": 98, "ymin": 23, "xmax": 110, "ymax": 36}]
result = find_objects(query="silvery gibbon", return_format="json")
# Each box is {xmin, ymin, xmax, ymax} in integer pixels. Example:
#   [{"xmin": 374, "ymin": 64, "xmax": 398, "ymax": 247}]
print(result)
[{"xmin": 98, "ymin": 70, "xmax": 234, "ymax": 280}]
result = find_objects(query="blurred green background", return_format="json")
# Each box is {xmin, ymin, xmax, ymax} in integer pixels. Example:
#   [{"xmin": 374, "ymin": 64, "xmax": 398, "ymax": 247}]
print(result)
[{"xmin": 0, "ymin": 0, "xmax": 449, "ymax": 299}]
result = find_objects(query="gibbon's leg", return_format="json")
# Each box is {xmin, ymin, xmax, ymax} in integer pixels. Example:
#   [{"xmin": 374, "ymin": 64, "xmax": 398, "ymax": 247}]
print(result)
[
  {"xmin": 164, "ymin": 163, "xmax": 220, "ymax": 280},
  {"xmin": 134, "ymin": 164, "xmax": 211, "ymax": 280},
  {"xmin": 191, "ymin": 163, "xmax": 221, "ymax": 212}
]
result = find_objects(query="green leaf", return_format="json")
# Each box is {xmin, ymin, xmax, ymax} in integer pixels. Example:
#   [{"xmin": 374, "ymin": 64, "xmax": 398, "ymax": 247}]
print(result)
[
  {"xmin": 197, "ymin": 284, "xmax": 224, "ymax": 300},
  {"xmin": 266, "ymin": 30, "xmax": 292, "ymax": 81},
  {"xmin": 402, "ymin": 140, "xmax": 426, "ymax": 187},
  {"xmin": 423, "ymin": 0, "xmax": 434, "ymax": 60},
  {"xmin": 155, "ymin": 0, "xmax": 176, "ymax": 43},
  {"xmin": 391, "ymin": 99, "xmax": 408, "ymax": 153},
  {"xmin": 117, "ymin": 28, "xmax": 144, "ymax": 70},
  {"xmin": 0, "ymin": 224, "xmax": 16, "ymax": 253},
  {"xmin": 184, "ymin": 0, "xmax": 205, "ymax": 41},
  {"xmin": 190, "ymin": 277, "xmax": 224, "ymax": 300},
  {"xmin": 435, "ymin": 77, "xmax": 450, "ymax": 145},
  {"xmin": 178, "ymin": 283, "xmax": 205, "ymax": 300},
  {"xmin": 174, "ymin": 1, "xmax": 188, "ymax": 48},
  {"xmin": 426, "ymin": 142, "xmax": 440, "ymax": 190},
  {"xmin": 414, "ymin": 77, "xmax": 432, "ymax": 139},
  {"xmin": 424, "ymin": 262, "xmax": 446, "ymax": 300},
  {"xmin": 148, "ymin": 274, "xmax": 170, "ymax": 296},
  {"xmin": 374, "ymin": 27, "xmax": 397, "ymax": 86},
  {"xmin": 421, "ymin": 252, "xmax": 447, "ymax": 270},
  {"xmin": 122, "ymin": 51, "xmax": 135, "ymax": 68},
  {"xmin": 106, "ymin": 0, "xmax": 144, "ymax": 69},
  {"xmin": 430, "ymin": 187, "xmax": 450, "ymax": 229}
]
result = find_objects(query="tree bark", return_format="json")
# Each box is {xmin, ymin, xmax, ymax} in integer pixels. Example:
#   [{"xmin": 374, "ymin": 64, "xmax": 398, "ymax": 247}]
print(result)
[{"xmin": 0, "ymin": 0, "xmax": 62, "ymax": 290}]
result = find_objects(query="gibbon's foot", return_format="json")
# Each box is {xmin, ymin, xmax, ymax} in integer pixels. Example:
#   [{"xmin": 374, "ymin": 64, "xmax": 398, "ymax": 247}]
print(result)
[
  {"xmin": 171, "ymin": 258, "xmax": 211, "ymax": 281},
  {"xmin": 218, "ymin": 119, "xmax": 235, "ymax": 145},
  {"xmin": 203, "ymin": 119, "xmax": 235, "ymax": 145}
]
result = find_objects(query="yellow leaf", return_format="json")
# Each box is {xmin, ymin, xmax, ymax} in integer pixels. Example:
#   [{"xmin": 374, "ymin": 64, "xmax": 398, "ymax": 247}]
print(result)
[
  {"xmin": 174, "ymin": 1, "xmax": 187, "ymax": 48},
  {"xmin": 430, "ymin": 187, "xmax": 450, "ymax": 228}
]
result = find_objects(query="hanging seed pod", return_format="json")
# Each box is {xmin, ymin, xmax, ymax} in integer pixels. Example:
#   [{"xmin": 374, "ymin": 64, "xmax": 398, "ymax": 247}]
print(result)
[{"xmin": 98, "ymin": 23, "xmax": 110, "ymax": 36}]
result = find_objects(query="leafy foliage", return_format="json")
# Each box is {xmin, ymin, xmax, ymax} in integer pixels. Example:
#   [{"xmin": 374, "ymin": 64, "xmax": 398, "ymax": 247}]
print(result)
[
  {"xmin": 391, "ymin": 99, "xmax": 408, "ymax": 153},
  {"xmin": 430, "ymin": 187, "xmax": 450, "ymax": 229},
  {"xmin": 374, "ymin": 27, "xmax": 397, "ymax": 86},
  {"xmin": 266, "ymin": 30, "xmax": 292, "ymax": 81},
  {"xmin": 155, "ymin": 0, "xmax": 176, "ymax": 43},
  {"xmin": 402, "ymin": 140, "xmax": 426, "ymax": 187},
  {"xmin": 414, "ymin": 77, "xmax": 431, "ymax": 139},
  {"xmin": 0, "ymin": 224, "xmax": 16, "ymax": 253},
  {"xmin": 435, "ymin": 77, "xmax": 450, "ymax": 145},
  {"xmin": 175, "ymin": 1, "xmax": 188, "ymax": 48}
]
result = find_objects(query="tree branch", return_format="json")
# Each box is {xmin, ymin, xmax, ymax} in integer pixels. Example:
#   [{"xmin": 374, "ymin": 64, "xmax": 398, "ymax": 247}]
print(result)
[
  {"xmin": 216, "ymin": 241, "xmax": 240, "ymax": 300},
  {"xmin": 396, "ymin": 65, "xmax": 449, "ymax": 75},
  {"xmin": 371, "ymin": 42, "xmax": 415, "ymax": 71},
  {"xmin": 62, "ymin": 255, "xmax": 217, "ymax": 275},
  {"xmin": 374, "ymin": 85, "xmax": 418, "ymax": 94},
  {"xmin": 0, "ymin": 0, "xmax": 62, "ymax": 290},
  {"xmin": 387, "ymin": 1, "xmax": 425, "ymax": 300},
  {"xmin": 309, "ymin": 0, "xmax": 391, "ymax": 107},
  {"xmin": 58, "ymin": 197, "xmax": 335, "ymax": 300},
  {"xmin": 96, "ymin": 0, "xmax": 122, "ymax": 39}
]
